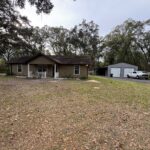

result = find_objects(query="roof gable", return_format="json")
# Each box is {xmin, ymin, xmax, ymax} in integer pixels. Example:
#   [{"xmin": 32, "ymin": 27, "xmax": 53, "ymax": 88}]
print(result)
[
  {"xmin": 26, "ymin": 53, "xmax": 59, "ymax": 64},
  {"xmin": 29, "ymin": 55, "xmax": 55, "ymax": 64}
]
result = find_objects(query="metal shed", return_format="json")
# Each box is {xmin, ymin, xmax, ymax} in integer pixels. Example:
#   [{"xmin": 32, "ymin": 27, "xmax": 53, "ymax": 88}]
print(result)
[{"xmin": 107, "ymin": 63, "xmax": 138, "ymax": 78}]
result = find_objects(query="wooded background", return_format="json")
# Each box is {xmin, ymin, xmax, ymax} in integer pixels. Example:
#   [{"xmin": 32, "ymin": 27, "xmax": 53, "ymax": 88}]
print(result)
[{"xmin": 0, "ymin": 0, "xmax": 150, "ymax": 71}]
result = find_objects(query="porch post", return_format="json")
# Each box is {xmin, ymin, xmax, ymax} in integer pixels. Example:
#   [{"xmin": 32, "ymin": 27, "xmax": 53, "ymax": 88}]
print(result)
[
  {"xmin": 54, "ymin": 64, "xmax": 57, "ymax": 79},
  {"xmin": 27, "ymin": 64, "xmax": 30, "ymax": 78}
]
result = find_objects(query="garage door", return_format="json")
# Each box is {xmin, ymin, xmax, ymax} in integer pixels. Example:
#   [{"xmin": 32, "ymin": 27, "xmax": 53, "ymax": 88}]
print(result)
[
  {"xmin": 124, "ymin": 68, "xmax": 134, "ymax": 77},
  {"xmin": 110, "ymin": 68, "xmax": 121, "ymax": 77}
]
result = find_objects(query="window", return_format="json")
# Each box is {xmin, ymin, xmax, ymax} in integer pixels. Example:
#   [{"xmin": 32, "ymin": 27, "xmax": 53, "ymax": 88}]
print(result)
[
  {"xmin": 74, "ymin": 65, "xmax": 80, "ymax": 75},
  {"xmin": 17, "ymin": 64, "xmax": 22, "ymax": 72}
]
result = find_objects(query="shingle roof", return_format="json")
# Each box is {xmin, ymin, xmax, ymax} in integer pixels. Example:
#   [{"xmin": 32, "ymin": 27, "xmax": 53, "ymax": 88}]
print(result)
[
  {"xmin": 8, "ymin": 56, "xmax": 33, "ymax": 64},
  {"xmin": 50, "ymin": 56, "xmax": 91, "ymax": 65},
  {"xmin": 8, "ymin": 53, "xmax": 91, "ymax": 65}
]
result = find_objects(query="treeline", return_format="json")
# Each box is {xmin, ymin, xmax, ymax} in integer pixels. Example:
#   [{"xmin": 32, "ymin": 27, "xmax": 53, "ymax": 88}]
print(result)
[
  {"xmin": 104, "ymin": 19, "xmax": 150, "ymax": 71},
  {"xmin": 0, "ymin": 0, "xmax": 150, "ymax": 70},
  {"xmin": 29, "ymin": 20, "xmax": 103, "ymax": 68}
]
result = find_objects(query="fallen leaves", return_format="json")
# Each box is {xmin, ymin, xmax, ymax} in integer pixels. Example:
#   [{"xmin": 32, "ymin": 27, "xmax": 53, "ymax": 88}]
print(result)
[{"xmin": 0, "ymin": 77, "xmax": 150, "ymax": 150}]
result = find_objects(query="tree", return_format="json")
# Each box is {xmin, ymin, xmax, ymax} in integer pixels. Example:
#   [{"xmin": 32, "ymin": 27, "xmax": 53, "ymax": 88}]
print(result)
[
  {"xmin": 37, "ymin": 21, "xmax": 103, "ymax": 68},
  {"xmin": 50, "ymin": 27, "xmax": 74, "ymax": 56},
  {"xmin": 15, "ymin": 0, "xmax": 53, "ymax": 14},
  {"xmin": 26, "ymin": 27, "xmax": 46, "ymax": 54},
  {"xmin": 134, "ymin": 20, "xmax": 150, "ymax": 70},
  {"xmin": 104, "ymin": 19, "xmax": 150, "ymax": 71},
  {"xmin": 70, "ymin": 20, "xmax": 103, "ymax": 68},
  {"xmin": 0, "ymin": 0, "xmax": 34, "ymax": 61},
  {"xmin": 39, "ymin": 26, "xmax": 74, "ymax": 56},
  {"xmin": 0, "ymin": 0, "xmax": 54, "ymax": 61}
]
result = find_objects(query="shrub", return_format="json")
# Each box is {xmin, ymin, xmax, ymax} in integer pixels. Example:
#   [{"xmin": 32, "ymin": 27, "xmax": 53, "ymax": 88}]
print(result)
[
  {"xmin": 0, "ymin": 65, "xmax": 7, "ymax": 73},
  {"xmin": 6, "ymin": 68, "xmax": 13, "ymax": 75}
]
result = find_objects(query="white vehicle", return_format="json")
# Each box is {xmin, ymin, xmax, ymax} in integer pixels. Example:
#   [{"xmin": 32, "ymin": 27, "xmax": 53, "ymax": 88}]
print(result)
[{"xmin": 127, "ymin": 71, "xmax": 149, "ymax": 79}]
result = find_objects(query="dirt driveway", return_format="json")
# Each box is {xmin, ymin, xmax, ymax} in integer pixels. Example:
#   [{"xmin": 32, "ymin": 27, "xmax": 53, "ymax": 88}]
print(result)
[{"xmin": 0, "ymin": 77, "xmax": 150, "ymax": 150}]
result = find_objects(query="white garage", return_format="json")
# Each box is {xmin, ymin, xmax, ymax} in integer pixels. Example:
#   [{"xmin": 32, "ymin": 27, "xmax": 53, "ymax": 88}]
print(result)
[
  {"xmin": 107, "ymin": 63, "xmax": 138, "ymax": 78},
  {"xmin": 110, "ymin": 68, "xmax": 121, "ymax": 77}
]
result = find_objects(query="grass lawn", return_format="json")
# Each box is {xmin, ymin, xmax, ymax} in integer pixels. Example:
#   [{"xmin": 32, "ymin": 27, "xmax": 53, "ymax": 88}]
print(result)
[{"xmin": 0, "ymin": 76, "xmax": 150, "ymax": 150}]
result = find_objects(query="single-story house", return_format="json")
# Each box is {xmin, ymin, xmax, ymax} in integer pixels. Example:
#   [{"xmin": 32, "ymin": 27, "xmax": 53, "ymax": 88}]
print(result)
[
  {"xmin": 8, "ymin": 53, "xmax": 91, "ymax": 79},
  {"xmin": 108, "ymin": 63, "xmax": 138, "ymax": 78},
  {"xmin": 96, "ymin": 63, "xmax": 138, "ymax": 78}
]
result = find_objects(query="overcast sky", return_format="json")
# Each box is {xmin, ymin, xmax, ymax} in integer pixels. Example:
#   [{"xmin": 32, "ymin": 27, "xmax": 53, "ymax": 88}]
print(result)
[{"xmin": 18, "ymin": 0, "xmax": 150, "ymax": 36}]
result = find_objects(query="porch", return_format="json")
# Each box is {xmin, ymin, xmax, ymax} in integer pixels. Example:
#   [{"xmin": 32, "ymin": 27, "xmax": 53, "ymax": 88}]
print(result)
[{"xmin": 27, "ymin": 64, "xmax": 59, "ymax": 79}]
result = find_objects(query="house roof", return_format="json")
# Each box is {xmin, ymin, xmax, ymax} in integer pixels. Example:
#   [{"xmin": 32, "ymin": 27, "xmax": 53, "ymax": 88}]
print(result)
[
  {"xmin": 51, "ymin": 56, "xmax": 91, "ymax": 65},
  {"xmin": 8, "ymin": 53, "xmax": 91, "ymax": 65},
  {"xmin": 8, "ymin": 56, "xmax": 33, "ymax": 64}
]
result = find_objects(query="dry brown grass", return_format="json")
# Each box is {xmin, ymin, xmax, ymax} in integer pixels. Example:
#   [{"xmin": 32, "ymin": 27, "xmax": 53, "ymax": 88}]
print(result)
[{"xmin": 0, "ymin": 76, "xmax": 150, "ymax": 150}]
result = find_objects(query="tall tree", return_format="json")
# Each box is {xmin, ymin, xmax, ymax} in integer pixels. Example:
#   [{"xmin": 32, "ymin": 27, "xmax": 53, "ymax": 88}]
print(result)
[
  {"xmin": 41, "ymin": 26, "xmax": 74, "ymax": 56},
  {"xmin": 0, "ymin": 0, "xmax": 54, "ymax": 61},
  {"xmin": 0, "ymin": 0, "xmax": 33, "ymax": 61},
  {"xmin": 104, "ymin": 19, "xmax": 150, "ymax": 71},
  {"xmin": 134, "ymin": 20, "xmax": 150, "ymax": 70},
  {"xmin": 70, "ymin": 20, "xmax": 103, "ymax": 68}
]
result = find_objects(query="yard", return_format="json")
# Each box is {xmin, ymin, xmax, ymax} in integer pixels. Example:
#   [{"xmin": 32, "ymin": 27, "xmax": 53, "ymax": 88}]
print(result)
[{"xmin": 0, "ymin": 76, "xmax": 150, "ymax": 150}]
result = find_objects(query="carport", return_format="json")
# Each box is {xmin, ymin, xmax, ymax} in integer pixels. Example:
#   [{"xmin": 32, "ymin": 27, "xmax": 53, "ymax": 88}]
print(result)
[{"xmin": 107, "ymin": 63, "xmax": 138, "ymax": 78}]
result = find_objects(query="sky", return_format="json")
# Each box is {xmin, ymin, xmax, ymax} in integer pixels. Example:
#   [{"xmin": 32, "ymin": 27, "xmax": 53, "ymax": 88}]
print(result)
[{"xmin": 18, "ymin": 0, "xmax": 150, "ymax": 36}]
